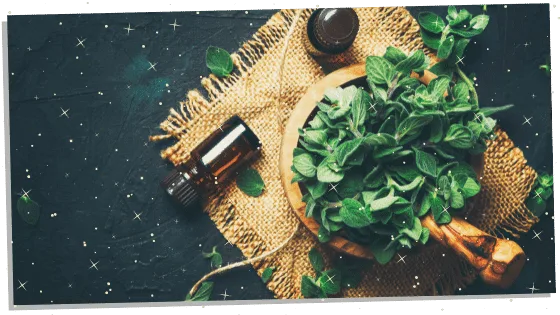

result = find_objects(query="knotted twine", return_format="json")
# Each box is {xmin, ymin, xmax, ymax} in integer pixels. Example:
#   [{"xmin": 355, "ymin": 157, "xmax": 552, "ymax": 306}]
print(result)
[{"xmin": 151, "ymin": 7, "xmax": 539, "ymax": 298}]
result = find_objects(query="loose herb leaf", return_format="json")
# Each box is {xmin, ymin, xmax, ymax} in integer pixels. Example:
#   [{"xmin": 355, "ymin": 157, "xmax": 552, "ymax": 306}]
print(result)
[
  {"xmin": 17, "ymin": 196, "xmax": 40, "ymax": 225},
  {"xmin": 301, "ymin": 275, "xmax": 323, "ymax": 298},
  {"xmin": 236, "ymin": 168, "xmax": 265, "ymax": 197},
  {"xmin": 418, "ymin": 12, "xmax": 446, "ymax": 33},
  {"xmin": 261, "ymin": 267, "xmax": 276, "ymax": 283},
  {"xmin": 206, "ymin": 46, "xmax": 233, "ymax": 77},
  {"xmin": 186, "ymin": 281, "xmax": 214, "ymax": 301},
  {"xmin": 308, "ymin": 248, "xmax": 325, "ymax": 273},
  {"xmin": 318, "ymin": 269, "xmax": 342, "ymax": 295}
]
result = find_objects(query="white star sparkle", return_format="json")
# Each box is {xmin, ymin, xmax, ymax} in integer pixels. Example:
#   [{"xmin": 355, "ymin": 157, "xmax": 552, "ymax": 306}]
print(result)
[
  {"xmin": 89, "ymin": 259, "xmax": 99, "ymax": 270},
  {"xmin": 522, "ymin": 115, "xmax": 532, "ymax": 126},
  {"xmin": 75, "ymin": 38, "xmax": 87, "ymax": 48},
  {"xmin": 532, "ymin": 230, "xmax": 543, "ymax": 241},
  {"xmin": 21, "ymin": 188, "xmax": 32, "ymax": 199},
  {"xmin": 133, "ymin": 211, "xmax": 143, "ymax": 221},
  {"xmin": 397, "ymin": 254, "xmax": 407, "ymax": 264},
  {"xmin": 147, "ymin": 61, "xmax": 158, "ymax": 71},
  {"xmin": 59, "ymin": 107, "xmax": 70, "ymax": 118},
  {"xmin": 17, "ymin": 280, "xmax": 28, "ymax": 291},
  {"xmin": 124, "ymin": 23, "xmax": 134, "ymax": 35},
  {"xmin": 169, "ymin": 19, "xmax": 181, "ymax": 31},
  {"xmin": 220, "ymin": 289, "xmax": 231, "ymax": 300},
  {"xmin": 527, "ymin": 282, "xmax": 540, "ymax": 293},
  {"xmin": 328, "ymin": 183, "xmax": 339, "ymax": 193}
]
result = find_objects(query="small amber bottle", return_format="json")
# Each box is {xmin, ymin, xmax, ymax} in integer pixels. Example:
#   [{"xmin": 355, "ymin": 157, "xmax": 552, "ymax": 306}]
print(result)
[
  {"xmin": 303, "ymin": 8, "xmax": 360, "ymax": 57},
  {"xmin": 161, "ymin": 115, "xmax": 261, "ymax": 208}
]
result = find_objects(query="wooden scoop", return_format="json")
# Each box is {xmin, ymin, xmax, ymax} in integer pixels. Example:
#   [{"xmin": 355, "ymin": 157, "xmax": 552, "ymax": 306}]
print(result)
[{"xmin": 279, "ymin": 63, "xmax": 526, "ymax": 289}]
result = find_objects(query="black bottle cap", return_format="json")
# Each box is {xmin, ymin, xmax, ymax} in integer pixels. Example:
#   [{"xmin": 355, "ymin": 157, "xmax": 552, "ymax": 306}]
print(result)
[
  {"xmin": 161, "ymin": 168, "xmax": 200, "ymax": 209},
  {"xmin": 310, "ymin": 8, "xmax": 359, "ymax": 54}
]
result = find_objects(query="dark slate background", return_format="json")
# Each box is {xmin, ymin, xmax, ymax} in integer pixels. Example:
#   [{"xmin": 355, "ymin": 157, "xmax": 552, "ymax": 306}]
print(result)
[{"xmin": 7, "ymin": 4, "xmax": 554, "ymax": 305}]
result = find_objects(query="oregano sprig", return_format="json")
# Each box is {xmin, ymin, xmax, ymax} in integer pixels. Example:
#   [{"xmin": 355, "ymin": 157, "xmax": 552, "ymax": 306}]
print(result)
[
  {"xmin": 418, "ymin": 6, "xmax": 490, "ymax": 109},
  {"xmin": 292, "ymin": 22, "xmax": 512, "ymax": 265}
]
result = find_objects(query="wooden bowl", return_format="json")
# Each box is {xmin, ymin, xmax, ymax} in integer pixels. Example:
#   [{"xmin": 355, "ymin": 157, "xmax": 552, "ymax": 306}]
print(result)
[
  {"xmin": 278, "ymin": 63, "xmax": 481, "ymax": 260},
  {"xmin": 279, "ymin": 63, "xmax": 527, "ymax": 289}
]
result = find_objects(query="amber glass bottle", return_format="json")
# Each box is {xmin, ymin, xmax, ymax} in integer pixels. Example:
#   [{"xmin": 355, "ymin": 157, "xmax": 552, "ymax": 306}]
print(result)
[
  {"xmin": 303, "ymin": 8, "xmax": 360, "ymax": 56},
  {"xmin": 161, "ymin": 115, "xmax": 261, "ymax": 208}
]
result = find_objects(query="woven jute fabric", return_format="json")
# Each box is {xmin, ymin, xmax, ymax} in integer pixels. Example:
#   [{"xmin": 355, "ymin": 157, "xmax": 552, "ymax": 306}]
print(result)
[{"xmin": 151, "ymin": 7, "xmax": 539, "ymax": 298}]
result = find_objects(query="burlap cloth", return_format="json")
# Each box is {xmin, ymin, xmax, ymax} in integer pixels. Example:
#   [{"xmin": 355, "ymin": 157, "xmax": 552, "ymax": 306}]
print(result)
[{"xmin": 151, "ymin": 7, "xmax": 539, "ymax": 298}]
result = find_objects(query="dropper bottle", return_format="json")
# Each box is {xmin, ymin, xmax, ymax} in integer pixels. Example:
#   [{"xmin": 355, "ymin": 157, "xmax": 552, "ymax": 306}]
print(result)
[{"xmin": 161, "ymin": 115, "xmax": 261, "ymax": 208}]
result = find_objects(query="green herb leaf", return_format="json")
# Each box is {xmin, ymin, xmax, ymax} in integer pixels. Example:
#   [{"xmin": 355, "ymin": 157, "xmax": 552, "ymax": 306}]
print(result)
[
  {"xmin": 303, "ymin": 129, "xmax": 328, "ymax": 146},
  {"xmin": 293, "ymin": 153, "xmax": 317, "ymax": 178},
  {"xmin": 461, "ymin": 177, "xmax": 480, "ymax": 198},
  {"xmin": 351, "ymin": 89, "xmax": 370, "ymax": 127},
  {"xmin": 444, "ymin": 124, "xmax": 474, "ymax": 149},
  {"xmin": 366, "ymin": 56, "xmax": 396, "ymax": 86},
  {"xmin": 301, "ymin": 275, "xmax": 323, "ymax": 298},
  {"xmin": 398, "ymin": 217, "xmax": 423, "ymax": 241},
  {"xmin": 395, "ymin": 50, "xmax": 426, "ymax": 74},
  {"xmin": 448, "ymin": 9, "xmax": 472, "ymax": 27},
  {"xmin": 317, "ymin": 225, "xmax": 330, "ymax": 243},
  {"xmin": 261, "ymin": 267, "xmax": 276, "ymax": 283},
  {"xmin": 335, "ymin": 138, "xmax": 364, "ymax": 166},
  {"xmin": 420, "ymin": 28, "xmax": 442, "ymax": 50},
  {"xmin": 370, "ymin": 239, "xmax": 397, "ymax": 265},
  {"xmin": 370, "ymin": 193, "xmax": 399, "ymax": 211},
  {"xmin": 186, "ymin": 281, "xmax": 214, "ymax": 301},
  {"xmin": 418, "ymin": 12, "xmax": 446, "ymax": 33},
  {"xmin": 236, "ymin": 168, "xmax": 265, "ymax": 197},
  {"xmin": 538, "ymin": 173, "xmax": 554, "ymax": 188},
  {"xmin": 478, "ymin": 104, "xmax": 514, "ymax": 117},
  {"xmin": 437, "ymin": 35, "xmax": 455, "ymax": 59},
  {"xmin": 363, "ymin": 133, "xmax": 397, "ymax": 147},
  {"xmin": 211, "ymin": 253, "xmax": 223, "ymax": 268},
  {"xmin": 413, "ymin": 148, "xmax": 438, "ymax": 178},
  {"xmin": 419, "ymin": 227, "xmax": 430, "ymax": 244},
  {"xmin": 429, "ymin": 116, "xmax": 444, "ymax": 143},
  {"xmin": 318, "ymin": 269, "xmax": 342, "ymax": 295},
  {"xmin": 450, "ymin": 189, "xmax": 464, "ymax": 209},
  {"xmin": 396, "ymin": 115, "xmax": 433, "ymax": 141},
  {"xmin": 438, "ymin": 175, "xmax": 452, "ymax": 200},
  {"xmin": 308, "ymin": 247, "xmax": 325, "ymax": 273},
  {"xmin": 308, "ymin": 181, "xmax": 328, "ymax": 200},
  {"xmin": 317, "ymin": 156, "xmax": 345, "ymax": 183},
  {"xmin": 418, "ymin": 194, "xmax": 432, "ymax": 216},
  {"xmin": 17, "ymin": 196, "xmax": 40, "ymax": 225},
  {"xmin": 383, "ymin": 46, "xmax": 407, "ymax": 65},
  {"xmin": 340, "ymin": 198, "xmax": 372, "ymax": 228},
  {"xmin": 206, "ymin": 46, "xmax": 233, "ymax": 77},
  {"xmin": 305, "ymin": 198, "xmax": 317, "ymax": 217}
]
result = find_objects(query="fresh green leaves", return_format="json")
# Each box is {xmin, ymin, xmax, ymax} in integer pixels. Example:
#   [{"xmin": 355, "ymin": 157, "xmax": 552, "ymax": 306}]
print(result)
[
  {"xmin": 366, "ymin": 56, "xmax": 396, "ymax": 86},
  {"xmin": 293, "ymin": 153, "xmax": 317, "ymax": 177},
  {"xmin": 202, "ymin": 246, "xmax": 223, "ymax": 268},
  {"xmin": 301, "ymin": 247, "xmax": 361, "ymax": 298},
  {"xmin": 185, "ymin": 282, "xmax": 214, "ymax": 301},
  {"xmin": 292, "ymin": 21, "xmax": 512, "ymax": 259},
  {"xmin": 418, "ymin": 12, "xmax": 446, "ymax": 33},
  {"xmin": 526, "ymin": 172, "xmax": 554, "ymax": 217},
  {"xmin": 17, "ymin": 195, "xmax": 40, "ymax": 225},
  {"xmin": 261, "ymin": 267, "xmax": 276, "ymax": 283},
  {"xmin": 236, "ymin": 168, "xmax": 265, "ymax": 197},
  {"xmin": 444, "ymin": 124, "xmax": 475, "ymax": 149},
  {"xmin": 413, "ymin": 148, "xmax": 437, "ymax": 178},
  {"xmin": 206, "ymin": 46, "xmax": 234, "ymax": 77}
]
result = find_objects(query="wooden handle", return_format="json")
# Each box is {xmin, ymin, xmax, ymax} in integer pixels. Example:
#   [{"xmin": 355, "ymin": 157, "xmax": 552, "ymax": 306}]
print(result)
[{"xmin": 421, "ymin": 215, "xmax": 526, "ymax": 289}]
